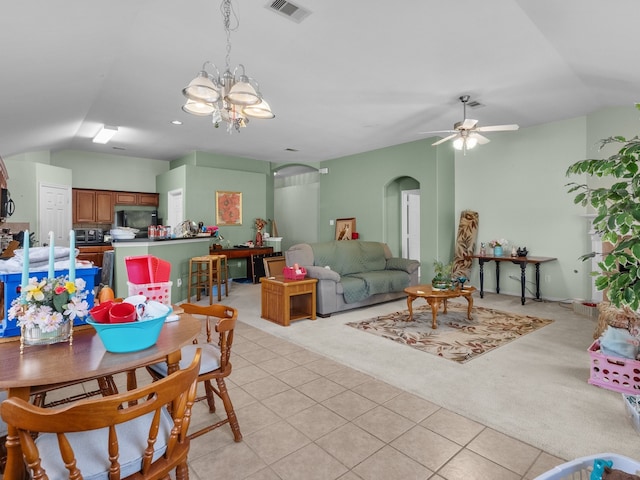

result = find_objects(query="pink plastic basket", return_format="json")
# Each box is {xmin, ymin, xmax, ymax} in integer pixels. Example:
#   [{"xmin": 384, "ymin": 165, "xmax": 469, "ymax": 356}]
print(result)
[
  {"xmin": 127, "ymin": 281, "xmax": 172, "ymax": 305},
  {"xmin": 588, "ymin": 340, "xmax": 640, "ymax": 394},
  {"xmin": 283, "ymin": 266, "xmax": 306, "ymax": 280}
]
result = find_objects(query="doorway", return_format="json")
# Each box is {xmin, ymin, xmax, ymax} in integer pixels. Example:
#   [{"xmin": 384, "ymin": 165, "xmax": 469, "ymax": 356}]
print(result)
[
  {"xmin": 401, "ymin": 189, "xmax": 420, "ymax": 264},
  {"xmin": 39, "ymin": 183, "xmax": 71, "ymax": 247},
  {"xmin": 166, "ymin": 189, "xmax": 184, "ymax": 231}
]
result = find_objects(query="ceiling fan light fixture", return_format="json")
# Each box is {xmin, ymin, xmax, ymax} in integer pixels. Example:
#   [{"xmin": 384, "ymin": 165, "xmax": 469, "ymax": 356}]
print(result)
[
  {"xmin": 452, "ymin": 136, "xmax": 465, "ymax": 150},
  {"xmin": 465, "ymin": 136, "xmax": 478, "ymax": 149}
]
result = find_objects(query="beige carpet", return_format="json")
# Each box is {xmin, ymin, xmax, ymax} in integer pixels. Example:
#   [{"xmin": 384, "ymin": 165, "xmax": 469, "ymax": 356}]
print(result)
[
  {"xmin": 214, "ymin": 283, "xmax": 640, "ymax": 462},
  {"xmin": 346, "ymin": 303, "xmax": 554, "ymax": 363}
]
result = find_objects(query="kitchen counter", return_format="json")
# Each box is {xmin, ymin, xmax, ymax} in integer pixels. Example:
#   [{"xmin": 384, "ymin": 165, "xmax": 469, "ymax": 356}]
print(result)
[
  {"xmin": 76, "ymin": 242, "xmax": 112, "ymax": 247},
  {"xmin": 111, "ymin": 237, "xmax": 210, "ymax": 303},
  {"xmin": 111, "ymin": 236, "xmax": 210, "ymax": 244}
]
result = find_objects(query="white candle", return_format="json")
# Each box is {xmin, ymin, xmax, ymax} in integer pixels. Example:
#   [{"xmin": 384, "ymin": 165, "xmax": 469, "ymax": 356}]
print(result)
[
  {"xmin": 69, "ymin": 230, "xmax": 75, "ymax": 283},
  {"xmin": 21, "ymin": 230, "xmax": 29, "ymax": 304},
  {"xmin": 48, "ymin": 231, "xmax": 55, "ymax": 279}
]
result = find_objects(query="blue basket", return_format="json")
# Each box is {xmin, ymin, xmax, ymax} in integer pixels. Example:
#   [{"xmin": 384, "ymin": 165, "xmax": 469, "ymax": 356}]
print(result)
[{"xmin": 86, "ymin": 312, "xmax": 169, "ymax": 353}]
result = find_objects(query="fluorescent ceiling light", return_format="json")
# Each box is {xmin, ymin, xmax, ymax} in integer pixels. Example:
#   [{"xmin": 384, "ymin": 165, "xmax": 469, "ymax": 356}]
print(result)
[{"xmin": 93, "ymin": 125, "xmax": 119, "ymax": 144}]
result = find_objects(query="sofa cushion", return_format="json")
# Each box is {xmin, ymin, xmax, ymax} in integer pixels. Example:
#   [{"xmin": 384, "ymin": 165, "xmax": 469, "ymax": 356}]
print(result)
[
  {"xmin": 285, "ymin": 243, "xmax": 314, "ymax": 267},
  {"xmin": 311, "ymin": 241, "xmax": 386, "ymax": 275},
  {"xmin": 342, "ymin": 270, "xmax": 410, "ymax": 303},
  {"xmin": 385, "ymin": 257, "xmax": 420, "ymax": 274}
]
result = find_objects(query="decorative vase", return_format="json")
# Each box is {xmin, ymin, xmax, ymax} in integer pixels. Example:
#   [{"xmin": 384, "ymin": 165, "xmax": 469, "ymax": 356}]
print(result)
[
  {"xmin": 493, "ymin": 246, "xmax": 503, "ymax": 257},
  {"xmin": 21, "ymin": 319, "xmax": 73, "ymax": 353},
  {"xmin": 255, "ymin": 230, "xmax": 263, "ymax": 247}
]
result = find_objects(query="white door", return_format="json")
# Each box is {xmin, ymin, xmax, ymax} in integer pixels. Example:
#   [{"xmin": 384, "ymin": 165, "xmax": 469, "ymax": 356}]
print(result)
[
  {"xmin": 39, "ymin": 183, "xmax": 72, "ymax": 247},
  {"xmin": 166, "ymin": 189, "xmax": 184, "ymax": 231},
  {"xmin": 401, "ymin": 189, "xmax": 420, "ymax": 261}
]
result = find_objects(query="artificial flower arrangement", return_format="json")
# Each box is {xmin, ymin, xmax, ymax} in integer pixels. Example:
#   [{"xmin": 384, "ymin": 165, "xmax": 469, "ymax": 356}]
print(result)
[
  {"xmin": 8, "ymin": 275, "xmax": 90, "ymax": 332},
  {"xmin": 255, "ymin": 218, "xmax": 269, "ymax": 231},
  {"xmin": 489, "ymin": 239, "xmax": 508, "ymax": 248}
]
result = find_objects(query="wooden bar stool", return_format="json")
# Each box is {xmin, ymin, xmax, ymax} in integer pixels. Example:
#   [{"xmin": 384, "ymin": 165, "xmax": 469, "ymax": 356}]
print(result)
[
  {"xmin": 188, "ymin": 256, "xmax": 222, "ymax": 304},
  {"xmin": 217, "ymin": 254, "xmax": 230, "ymax": 297}
]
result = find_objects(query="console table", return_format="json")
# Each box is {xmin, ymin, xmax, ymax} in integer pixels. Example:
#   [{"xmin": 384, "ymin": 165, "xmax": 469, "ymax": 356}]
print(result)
[
  {"xmin": 470, "ymin": 254, "xmax": 557, "ymax": 305},
  {"xmin": 212, "ymin": 246, "xmax": 273, "ymax": 282}
]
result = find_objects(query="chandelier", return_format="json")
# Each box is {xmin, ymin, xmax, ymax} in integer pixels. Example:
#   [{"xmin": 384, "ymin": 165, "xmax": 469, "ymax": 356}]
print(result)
[{"xmin": 181, "ymin": 0, "xmax": 274, "ymax": 133}]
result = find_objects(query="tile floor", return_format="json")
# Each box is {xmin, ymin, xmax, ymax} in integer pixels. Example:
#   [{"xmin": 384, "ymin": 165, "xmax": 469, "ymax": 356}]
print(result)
[
  {"xmin": 54, "ymin": 314, "xmax": 564, "ymax": 479},
  {"xmin": 41, "ymin": 286, "xmax": 572, "ymax": 480}
]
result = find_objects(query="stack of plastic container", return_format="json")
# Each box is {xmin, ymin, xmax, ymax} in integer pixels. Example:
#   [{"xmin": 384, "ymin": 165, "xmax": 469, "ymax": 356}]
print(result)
[{"xmin": 125, "ymin": 255, "xmax": 172, "ymax": 305}]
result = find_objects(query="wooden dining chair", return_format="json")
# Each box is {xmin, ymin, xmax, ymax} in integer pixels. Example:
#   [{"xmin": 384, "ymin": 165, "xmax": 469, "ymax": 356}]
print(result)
[
  {"xmin": 146, "ymin": 303, "xmax": 242, "ymax": 441},
  {"xmin": 0, "ymin": 350, "xmax": 201, "ymax": 480}
]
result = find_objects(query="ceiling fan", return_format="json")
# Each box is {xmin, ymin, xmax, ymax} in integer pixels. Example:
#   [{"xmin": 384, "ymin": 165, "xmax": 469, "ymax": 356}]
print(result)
[{"xmin": 425, "ymin": 95, "xmax": 519, "ymax": 152}]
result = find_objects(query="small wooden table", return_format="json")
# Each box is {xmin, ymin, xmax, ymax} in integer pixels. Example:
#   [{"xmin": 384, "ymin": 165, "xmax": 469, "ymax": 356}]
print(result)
[
  {"xmin": 260, "ymin": 276, "xmax": 317, "ymax": 326},
  {"xmin": 404, "ymin": 285, "xmax": 476, "ymax": 329}
]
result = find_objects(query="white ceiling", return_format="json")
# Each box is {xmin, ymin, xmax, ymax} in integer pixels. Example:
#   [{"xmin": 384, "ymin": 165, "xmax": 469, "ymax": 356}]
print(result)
[{"xmin": 1, "ymin": 0, "xmax": 639, "ymax": 164}]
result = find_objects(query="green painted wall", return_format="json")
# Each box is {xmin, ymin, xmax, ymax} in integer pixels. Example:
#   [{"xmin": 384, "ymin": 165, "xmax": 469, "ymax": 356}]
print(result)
[
  {"xmin": 317, "ymin": 139, "xmax": 454, "ymax": 280},
  {"xmin": 157, "ymin": 163, "xmax": 269, "ymax": 279},
  {"xmin": 51, "ymin": 150, "xmax": 169, "ymax": 191},
  {"xmin": 454, "ymin": 107, "xmax": 640, "ymax": 301}
]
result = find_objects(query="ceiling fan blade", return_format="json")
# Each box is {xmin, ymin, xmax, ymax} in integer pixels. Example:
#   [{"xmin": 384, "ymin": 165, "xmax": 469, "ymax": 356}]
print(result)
[
  {"xmin": 418, "ymin": 129, "xmax": 456, "ymax": 135},
  {"xmin": 470, "ymin": 132, "xmax": 491, "ymax": 145},
  {"xmin": 460, "ymin": 118, "xmax": 478, "ymax": 130},
  {"xmin": 432, "ymin": 133, "xmax": 458, "ymax": 146},
  {"xmin": 476, "ymin": 124, "xmax": 519, "ymax": 132}
]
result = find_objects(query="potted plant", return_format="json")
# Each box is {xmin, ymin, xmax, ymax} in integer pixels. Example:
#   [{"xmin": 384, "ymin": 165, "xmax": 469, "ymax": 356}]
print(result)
[
  {"xmin": 432, "ymin": 260, "xmax": 453, "ymax": 290},
  {"xmin": 566, "ymin": 105, "xmax": 640, "ymax": 310}
]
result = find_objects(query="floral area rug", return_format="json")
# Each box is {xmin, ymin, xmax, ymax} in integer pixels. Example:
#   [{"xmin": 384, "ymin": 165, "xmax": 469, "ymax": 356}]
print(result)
[{"xmin": 346, "ymin": 302, "xmax": 554, "ymax": 363}]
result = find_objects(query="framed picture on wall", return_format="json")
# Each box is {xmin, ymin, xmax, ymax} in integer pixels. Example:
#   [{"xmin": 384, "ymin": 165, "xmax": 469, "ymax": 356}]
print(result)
[
  {"xmin": 335, "ymin": 217, "xmax": 356, "ymax": 240},
  {"xmin": 216, "ymin": 191, "xmax": 242, "ymax": 226}
]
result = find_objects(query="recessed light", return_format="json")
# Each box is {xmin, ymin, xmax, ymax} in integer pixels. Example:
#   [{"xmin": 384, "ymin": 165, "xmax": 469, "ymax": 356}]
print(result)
[
  {"xmin": 171, "ymin": 120, "xmax": 183, "ymax": 125},
  {"xmin": 93, "ymin": 125, "xmax": 118, "ymax": 144}
]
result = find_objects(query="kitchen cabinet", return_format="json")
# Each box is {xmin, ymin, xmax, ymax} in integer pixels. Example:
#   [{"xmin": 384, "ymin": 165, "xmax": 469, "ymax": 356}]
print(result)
[
  {"xmin": 73, "ymin": 189, "xmax": 114, "ymax": 223},
  {"xmin": 95, "ymin": 191, "xmax": 114, "ymax": 223},
  {"xmin": 114, "ymin": 192, "xmax": 158, "ymax": 207},
  {"xmin": 77, "ymin": 245, "xmax": 113, "ymax": 268}
]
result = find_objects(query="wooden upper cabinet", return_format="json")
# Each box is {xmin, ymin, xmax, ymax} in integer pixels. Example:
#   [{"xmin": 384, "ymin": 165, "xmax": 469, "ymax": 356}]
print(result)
[
  {"xmin": 114, "ymin": 192, "xmax": 158, "ymax": 207},
  {"xmin": 74, "ymin": 189, "xmax": 98, "ymax": 223},
  {"xmin": 114, "ymin": 192, "xmax": 137, "ymax": 205},
  {"xmin": 74, "ymin": 189, "xmax": 158, "ymax": 223},
  {"xmin": 137, "ymin": 193, "xmax": 159, "ymax": 206},
  {"xmin": 95, "ymin": 191, "xmax": 114, "ymax": 223},
  {"xmin": 73, "ymin": 189, "xmax": 114, "ymax": 223}
]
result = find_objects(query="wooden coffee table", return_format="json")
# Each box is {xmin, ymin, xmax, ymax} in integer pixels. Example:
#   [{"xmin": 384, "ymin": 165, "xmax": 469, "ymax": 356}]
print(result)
[{"xmin": 404, "ymin": 285, "xmax": 476, "ymax": 329}]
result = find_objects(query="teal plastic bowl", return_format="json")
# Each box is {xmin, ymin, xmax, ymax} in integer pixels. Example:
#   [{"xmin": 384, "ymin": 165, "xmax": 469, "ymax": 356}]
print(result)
[{"xmin": 86, "ymin": 312, "xmax": 170, "ymax": 353}]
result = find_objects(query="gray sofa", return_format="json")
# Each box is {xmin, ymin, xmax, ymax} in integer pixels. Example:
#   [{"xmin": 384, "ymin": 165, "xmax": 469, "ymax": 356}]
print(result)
[{"xmin": 285, "ymin": 241, "xmax": 420, "ymax": 317}]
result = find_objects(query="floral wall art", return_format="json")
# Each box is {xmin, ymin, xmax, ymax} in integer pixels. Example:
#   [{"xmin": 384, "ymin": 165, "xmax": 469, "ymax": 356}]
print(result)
[{"xmin": 216, "ymin": 191, "xmax": 242, "ymax": 226}]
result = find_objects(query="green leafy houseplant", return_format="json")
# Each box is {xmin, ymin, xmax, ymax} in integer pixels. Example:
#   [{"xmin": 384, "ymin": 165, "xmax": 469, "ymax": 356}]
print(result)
[
  {"xmin": 432, "ymin": 260, "xmax": 453, "ymax": 289},
  {"xmin": 566, "ymin": 106, "xmax": 640, "ymax": 310}
]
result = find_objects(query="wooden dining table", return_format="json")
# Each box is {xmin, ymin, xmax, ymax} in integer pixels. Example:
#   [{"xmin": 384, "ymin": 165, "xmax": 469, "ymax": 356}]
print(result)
[{"xmin": 0, "ymin": 314, "xmax": 201, "ymax": 480}]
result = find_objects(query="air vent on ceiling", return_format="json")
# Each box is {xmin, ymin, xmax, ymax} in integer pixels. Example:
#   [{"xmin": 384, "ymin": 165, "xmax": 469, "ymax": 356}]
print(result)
[
  {"xmin": 266, "ymin": 0, "xmax": 311, "ymax": 23},
  {"xmin": 468, "ymin": 100, "xmax": 484, "ymax": 108}
]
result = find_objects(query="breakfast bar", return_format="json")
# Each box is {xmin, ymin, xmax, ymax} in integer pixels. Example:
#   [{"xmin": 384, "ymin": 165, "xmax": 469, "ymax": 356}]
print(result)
[{"xmin": 471, "ymin": 254, "xmax": 557, "ymax": 305}]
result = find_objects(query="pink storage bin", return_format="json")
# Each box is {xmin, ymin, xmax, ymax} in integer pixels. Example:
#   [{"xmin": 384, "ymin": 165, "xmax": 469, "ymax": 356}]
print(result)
[
  {"xmin": 283, "ymin": 266, "xmax": 306, "ymax": 280},
  {"xmin": 588, "ymin": 340, "xmax": 640, "ymax": 394},
  {"xmin": 125, "ymin": 255, "xmax": 154, "ymax": 284},
  {"xmin": 127, "ymin": 281, "xmax": 173, "ymax": 306},
  {"xmin": 151, "ymin": 257, "xmax": 171, "ymax": 282}
]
